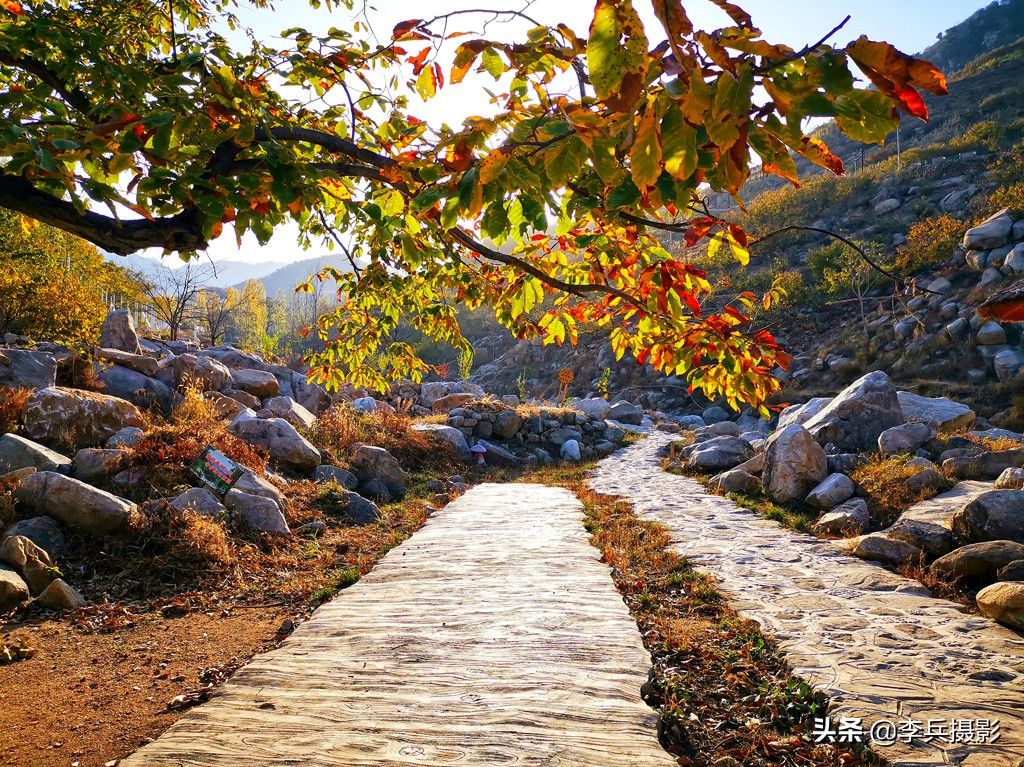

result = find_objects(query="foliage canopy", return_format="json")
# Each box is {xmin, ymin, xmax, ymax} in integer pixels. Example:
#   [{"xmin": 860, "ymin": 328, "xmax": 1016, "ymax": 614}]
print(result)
[{"xmin": 0, "ymin": 0, "xmax": 946, "ymax": 412}]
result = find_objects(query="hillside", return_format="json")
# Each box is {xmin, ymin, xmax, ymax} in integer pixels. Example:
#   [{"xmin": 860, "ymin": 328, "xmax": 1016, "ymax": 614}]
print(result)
[
  {"xmin": 103, "ymin": 253, "xmax": 280, "ymax": 288},
  {"xmin": 234, "ymin": 254, "xmax": 355, "ymax": 297}
]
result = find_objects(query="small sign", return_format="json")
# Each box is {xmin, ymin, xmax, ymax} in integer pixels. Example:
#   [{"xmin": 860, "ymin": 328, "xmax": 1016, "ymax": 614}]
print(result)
[
  {"xmin": 558, "ymin": 368, "xmax": 575, "ymax": 384},
  {"xmin": 189, "ymin": 447, "xmax": 245, "ymax": 495}
]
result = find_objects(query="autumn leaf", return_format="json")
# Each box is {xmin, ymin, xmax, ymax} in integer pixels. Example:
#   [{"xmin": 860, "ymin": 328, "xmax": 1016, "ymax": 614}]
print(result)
[
  {"xmin": 0, "ymin": 0, "xmax": 23, "ymax": 14},
  {"xmin": 660, "ymin": 108, "xmax": 697, "ymax": 182},
  {"xmin": 846, "ymin": 36, "xmax": 947, "ymax": 121},
  {"xmin": 652, "ymin": 0, "xmax": 693, "ymax": 66},
  {"xmin": 708, "ymin": 0, "xmax": 752, "ymax": 27},
  {"xmin": 629, "ymin": 105, "xmax": 662, "ymax": 189},
  {"xmin": 587, "ymin": 0, "xmax": 648, "ymax": 109},
  {"xmin": 544, "ymin": 135, "xmax": 588, "ymax": 187}
]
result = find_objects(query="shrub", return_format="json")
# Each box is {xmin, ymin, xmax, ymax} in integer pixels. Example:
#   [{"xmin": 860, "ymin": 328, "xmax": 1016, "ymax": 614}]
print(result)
[
  {"xmin": 0, "ymin": 386, "xmax": 30, "ymax": 434},
  {"xmin": 894, "ymin": 215, "xmax": 964, "ymax": 273},
  {"xmin": 850, "ymin": 454, "xmax": 951, "ymax": 524}
]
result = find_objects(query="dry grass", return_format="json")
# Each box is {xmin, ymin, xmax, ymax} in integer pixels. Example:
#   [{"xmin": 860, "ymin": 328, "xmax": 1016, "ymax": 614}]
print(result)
[
  {"xmin": 942, "ymin": 425, "xmax": 1022, "ymax": 452},
  {"xmin": 307, "ymin": 406, "xmax": 462, "ymax": 472},
  {"xmin": 851, "ymin": 454, "xmax": 951, "ymax": 525},
  {"xmin": 0, "ymin": 386, "xmax": 30, "ymax": 435}
]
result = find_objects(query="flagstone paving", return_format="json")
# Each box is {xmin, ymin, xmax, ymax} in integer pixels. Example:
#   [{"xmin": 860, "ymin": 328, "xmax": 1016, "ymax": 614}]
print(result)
[
  {"xmin": 120, "ymin": 483, "xmax": 673, "ymax": 767},
  {"xmin": 590, "ymin": 433, "xmax": 1024, "ymax": 767}
]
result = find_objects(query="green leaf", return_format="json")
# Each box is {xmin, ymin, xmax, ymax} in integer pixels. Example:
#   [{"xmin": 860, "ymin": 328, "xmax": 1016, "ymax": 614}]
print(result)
[
  {"xmin": 586, "ymin": 0, "xmax": 648, "ymax": 100},
  {"xmin": 834, "ymin": 89, "xmax": 900, "ymax": 145},
  {"xmin": 481, "ymin": 47, "xmax": 504, "ymax": 79},
  {"xmin": 607, "ymin": 178, "xmax": 641, "ymax": 209},
  {"xmin": 660, "ymin": 108, "xmax": 698, "ymax": 182},
  {"xmin": 543, "ymin": 134, "xmax": 587, "ymax": 187},
  {"xmin": 629, "ymin": 105, "xmax": 662, "ymax": 189}
]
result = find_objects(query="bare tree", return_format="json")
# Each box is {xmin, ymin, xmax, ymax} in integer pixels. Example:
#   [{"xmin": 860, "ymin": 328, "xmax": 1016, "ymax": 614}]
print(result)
[
  {"xmin": 141, "ymin": 261, "xmax": 215, "ymax": 341},
  {"xmin": 195, "ymin": 288, "xmax": 240, "ymax": 346}
]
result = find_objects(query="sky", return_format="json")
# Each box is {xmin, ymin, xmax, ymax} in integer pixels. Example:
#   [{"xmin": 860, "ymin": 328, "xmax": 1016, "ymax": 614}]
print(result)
[{"xmin": 160, "ymin": 0, "xmax": 988, "ymax": 266}]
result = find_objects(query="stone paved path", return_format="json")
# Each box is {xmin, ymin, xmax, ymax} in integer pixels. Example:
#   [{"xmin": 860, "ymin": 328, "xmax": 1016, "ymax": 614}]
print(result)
[
  {"xmin": 120, "ymin": 483, "xmax": 673, "ymax": 767},
  {"xmin": 591, "ymin": 433, "xmax": 1024, "ymax": 767}
]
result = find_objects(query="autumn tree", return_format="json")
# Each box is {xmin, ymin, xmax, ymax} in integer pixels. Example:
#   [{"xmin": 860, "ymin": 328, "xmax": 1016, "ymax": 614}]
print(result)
[
  {"xmin": 0, "ymin": 0, "xmax": 946, "ymax": 412},
  {"xmin": 227, "ymin": 279, "xmax": 269, "ymax": 352},
  {"xmin": 194, "ymin": 287, "xmax": 239, "ymax": 346}
]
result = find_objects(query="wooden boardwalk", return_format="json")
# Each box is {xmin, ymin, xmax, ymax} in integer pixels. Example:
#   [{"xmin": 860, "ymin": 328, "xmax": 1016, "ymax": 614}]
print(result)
[{"xmin": 121, "ymin": 483, "xmax": 672, "ymax": 766}]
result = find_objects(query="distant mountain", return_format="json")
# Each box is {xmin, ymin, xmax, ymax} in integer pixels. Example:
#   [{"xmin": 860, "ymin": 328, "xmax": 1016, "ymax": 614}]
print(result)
[
  {"xmin": 235, "ymin": 254, "xmax": 355, "ymax": 296},
  {"xmin": 103, "ymin": 252, "xmax": 281, "ymax": 288},
  {"xmin": 919, "ymin": 0, "xmax": 1024, "ymax": 76}
]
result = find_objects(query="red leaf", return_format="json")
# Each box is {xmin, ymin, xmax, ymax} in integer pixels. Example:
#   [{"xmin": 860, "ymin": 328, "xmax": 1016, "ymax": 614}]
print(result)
[
  {"xmin": 0, "ymin": 0, "xmax": 24, "ymax": 14},
  {"xmin": 393, "ymin": 19, "xmax": 423, "ymax": 39},
  {"xmin": 408, "ymin": 47, "xmax": 430, "ymax": 75},
  {"xmin": 683, "ymin": 218, "xmax": 715, "ymax": 247}
]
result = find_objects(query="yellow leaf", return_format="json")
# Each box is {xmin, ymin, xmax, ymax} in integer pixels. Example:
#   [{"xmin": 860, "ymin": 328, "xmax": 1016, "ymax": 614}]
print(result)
[{"xmin": 629, "ymin": 106, "xmax": 662, "ymax": 190}]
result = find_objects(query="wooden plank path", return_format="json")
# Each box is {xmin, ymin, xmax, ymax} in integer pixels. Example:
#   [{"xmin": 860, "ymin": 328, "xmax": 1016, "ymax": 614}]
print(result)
[
  {"xmin": 591, "ymin": 433, "xmax": 1024, "ymax": 767},
  {"xmin": 121, "ymin": 483, "xmax": 673, "ymax": 767}
]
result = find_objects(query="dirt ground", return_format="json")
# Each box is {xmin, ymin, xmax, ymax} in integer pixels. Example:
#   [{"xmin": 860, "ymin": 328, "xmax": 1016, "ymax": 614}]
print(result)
[{"xmin": 0, "ymin": 607, "xmax": 290, "ymax": 767}]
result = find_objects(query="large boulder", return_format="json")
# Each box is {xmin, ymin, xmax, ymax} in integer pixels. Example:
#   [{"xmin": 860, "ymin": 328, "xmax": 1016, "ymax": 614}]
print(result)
[
  {"xmin": 35, "ymin": 578, "xmax": 87, "ymax": 610},
  {"xmin": 0, "ymin": 535, "xmax": 56, "ymax": 595},
  {"xmin": 227, "ymin": 416, "xmax": 320, "ymax": 475},
  {"xmin": 348, "ymin": 445, "xmax": 409, "ymax": 500},
  {"xmin": 4, "ymin": 516, "xmax": 67, "ymax": 556},
  {"xmin": 94, "ymin": 363, "xmax": 173, "ymax": 412},
  {"xmin": 952, "ymin": 490, "xmax": 1024, "ymax": 544},
  {"xmin": 762, "ymin": 424, "xmax": 827, "ymax": 505},
  {"xmin": 878, "ymin": 422, "xmax": 933, "ymax": 455},
  {"xmin": 0, "ymin": 349, "xmax": 57, "ymax": 389},
  {"xmin": 931, "ymin": 541, "xmax": 1024, "ymax": 580},
  {"xmin": 813, "ymin": 498, "xmax": 869, "ymax": 536},
  {"xmin": 0, "ymin": 433, "xmax": 71, "ymax": 474},
  {"xmin": 492, "ymin": 410, "xmax": 523, "ymax": 440},
  {"xmin": 169, "ymin": 487, "xmax": 227, "ymax": 517},
  {"xmin": 13, "ymin": 471, "xmax": 137, "ymax": 534},
  {"xmin": 23, "ymin": 387, "xmax": 144, "ymax": 449},
  {"xmin": 411, "ymin": 423, "xmax": 471, "ymax": 458},
  {"xmin": 943, "ymin": 447, "xmax": 1024, "ymax": 480},
  {"xmin": 234, "ymin": 469, "xmax": 287, "ymax": 513},
  {"xmin": 94, "ymin": 348, "xmax": 158, "ymax": 377},
  {"xmin": 709, "ymin": 469, "xmax": 761, "ymax": 495},
  {"xmin": 607, "ymin": 400, "xmax": 643, "ymax": 426},
  {"xmin": 224, "ymin": 489, "xmax": 290, "ymax": 536},
  {"xmin": 292, "ymin": 375, "xmax": 332, "ymax": 416},
  {"xmin": 995, "ymin": 467, "xmax": 1024, "ymax": 490},
  {"xmin": 312, "ymin": 465, "xmax": 359, "ymax": 489},
  {"xmin": 976, "ymin": 582, "xmax": 1024, "ymax": 630},
  {"xmin": 99, "ymin": 309, "xmax": 142, "ymax": 354},
  {"xmin": 849, "ymin": 534, "xmax": 923, "ymax": 566},
  {"xmin": 475, "ymin": 439, "xmax": 521, "ymax": 467},
  {"xmin": 432, "ymin": 393, "xmax": 477, "ymax": 413},
  {"xmin": 886, "ymin": 519, "xmax": 954, "ymax": 558},
  {"xmin": 155, "ymin": 353, "xmax": 232, "ymax": 392},
  {"xmin": 572, "ymin": 398, "xmax": 612, "ymax": 420},
  {"xmin": 963, "ymin": 208, "xmax": 1013, "ymax": 250},
  {"xmin": 803, "ymin": 371, "xmax": 903, "ymax": 451},
  {"xmin": 261, "ymin": 396, "xmax": 316, "ymax": 430},
  {"xmin": 420, "ymin": 381, "xmax": 484, "ymax": 408},
  {"xmin": 0, "ymin": 565, "xmax": 30, "ymax": 610},
  {"xmin": 687, "ymin": 436, "xmax": 754, "ymax": 473},
  {"xmin": 896, "ymin": 392, "xmax": 974, "ymax": 431},
  {"xmin": 72, "ymin": 448, "xmax": 130, "ymax": 484},
  {"xmin": 776, "ymin": 397, "xmax": 831, "ymax": 431},
  {"xmin": 805, "ymin": 473, "xmax": 855, "ymax": 509},
  {"xmin": 230, "ymin": 368, "xmax": 279, "ymax": 399}
]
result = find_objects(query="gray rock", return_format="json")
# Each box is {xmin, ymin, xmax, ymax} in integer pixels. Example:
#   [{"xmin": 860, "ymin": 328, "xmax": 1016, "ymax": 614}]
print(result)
[
  {"xmin": 709, "ymin": 469, "xmax": 761, "ymax": 495},
  {"xmin": 1003, "ymin": 243, "xmax": 1024, "ymax": 274},
  {"xmin": 878, "ymin": 422, "xmax": 933, "ymax": 455},
  {"xmin": 99, "ymin": 309, "xmax": 142, "ymax": 354},
  {"xmin": 94, "ymin": 348, "xmax": 158, "ymax": 376},
  {"xmin": 559, "ymin": 439, "xmax": 582, "ymax": 461},
  {"xmin": 813, "ymin": 498, "xmax": 869, "ymax": 536},
  {"xmin": 571, "ymin": 398, "xmax": 611, "ymax": 420},
  {"xmin": 292, "ymin": 375, "xmax": 332, "ymax": 416},
  {"xmin": 953, "ymin": 490, "xmax": 1024, "ymax": 544},
  {"xmin": 546, "ymin": 427, "xmax": 583, "ymax": 448},
  {"xmin": 229, "ymin": 368, "xmax": 279, "ymax": 399},
  {"xmin": 850, "ymin": 534, "xmax": 923, "ymax": 566},
  {"xmin": 762, "ymin": 425, "xmax": 827, "ymax": 504},
  {"xmin": 827, "ymin": 453, "xmax": 868, "ymax": 475},
  {"xmin": 977, "ymin": 321, "xmax": 1007, "ymax": 345},
  {"xmin": 0, "ymin": 349, "xmax": 57, "ymax": 389},
  {"xmin": 349, "ymin": 445, "xmax": 409, "ymax": 498},
  {"xmin": 995, "ymin": 467, "xmax": 1024, "ymax": 490},
  {"xmin": 886, "ymin": 519, "xmax": 953, "ymax": 558},
  {"xmin": 72, "ymin": 448, "xmax": 130, "ymax": 484},
  {"xmin": 24, "ymin": 387, "xmax": 144, "ymax": 449},
  {"xmin": 351, "ymin": 396, "xmax": 378, "ymax": 414},
  {"xmin": 492, "ymin": 410, "xmax": 523, "ymax": 439},
  {"xmin": 169, "ymin": 487, "xmax": 227, "ymax": 517},
  {"xmin": 694, "ymin": 422, "xmax": 742, "ymax": 439},
  {"xmin": 0, "ymin": 433, "xmax": 71, "ymax": 474},
  {"xmin": 0, "ymin": 564, "xmax": 30, "ymax": 610},
  {"xmin": 95, "ymin": 363, "xmax": 173, "ymax": 412},
  {"xmin": 687, "ymin": 436, "xmax": 754, "ymax": 473},
  {"xmin": 312, "ymin": 465, "xmax": 359, "ymax": 489},
  {"xmin": 475, "ymin": 440, "xmax": 521, "ymax": 467},
  {"xmin": 607, "ymin": 400, "xmax": 642, "ymax": 425},
  {"xmin": 701, "ymin": 406, "xmax": 730, "ymax": 424},
  {"xmin": 997, "ymin": 559, "xmax": 1024, "ymax": 581},
  {"xmin": 805, "ymin": 473, "xmax": 855, "ymax": 509},
  {"xmin": 905, "ymin": 468, "xmax": 947, "ymax": 495},
  {"xmin": 106, "ymin": 426, "xmax": 145, "ymax": 448},
  {"xmin": 34, "ymin": 578, "xmax": 87, "ymax": 610},
  {"xmin": 329, "ymin": 490, "xmax": 382, "ymax": 525},
  {"xmin": 228, "ymin": 417, "xmax": 320, "ymax": 475},
  {"xmin": 976, "ymin": 582, "xmax": 1024, "ymax": 630},
  {"xmin": 875, "ymin": 197, "xmax": 901, "ymax": 215},
  {"xmin": 225, "ymin": 489, "xmax": 290, "ymax": 536},
  {"xmin": 262, "ymin": 396, "xmax": 316, "ymax": 430},
  {"xmin": 964, "ymin": 209, "xmax": 1014, "ymax": 250},
  {"xmin": 944, "ymin": 447, "xmax": 1024, "ymax": 480},
  {"xmin": 234, "ymin": 469, "xmax": 287, "ymax": 513},
  {"xmin": 931, "ymin": 541, "xmax": 1024, "ymax": 580},
  {"xmin": 222, "ymin": 389, "xmax": 261, "ymax": 410},
  {"xmin": 4, "ymin": 516, "xmax": 66, "ymax": 556},
  {"xmin": 411, "ymin": 423, "xmax": 471, "ymax": 458},
  {"xmin": 994, "ymin": 349, "xmax": 1024, "ymax": 380},
  {"xmin": 896, "ymin": 392, "xmax": 975, "ymax": 431},
  {"xmin": 804, "ymin": 371, "xmax": 903, "ymax": 451},
  {"xmin": 980, "ymin": 267, "xmax": 1003, "ymax": 287},
  {"xmin": 14, "ymin": 471, "xmax": 137, "ymax": 534},
  {"xmin": 155, "ymin": 353, "xmax": 233, "ymax": 392}
]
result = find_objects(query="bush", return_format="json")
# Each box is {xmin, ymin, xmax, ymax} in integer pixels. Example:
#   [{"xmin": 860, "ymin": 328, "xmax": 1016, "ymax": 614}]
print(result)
[
  {"xmin": 894, "ymin": 215, "xmax": 964, "ymax": 273},
  {"xmin": 0, "ymin": 386, "xmax": 30, "ymax": 435}
]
